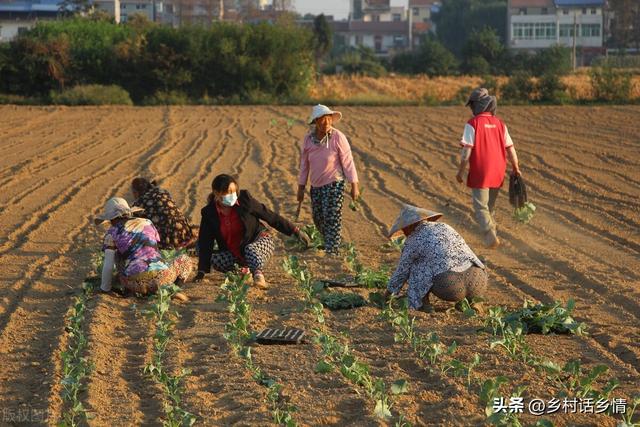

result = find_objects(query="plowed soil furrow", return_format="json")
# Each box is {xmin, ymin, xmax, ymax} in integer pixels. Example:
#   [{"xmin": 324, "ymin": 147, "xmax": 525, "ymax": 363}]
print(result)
[{"xmin": 1, "ymin": 105, "xmax": 637, "ymax": 427}]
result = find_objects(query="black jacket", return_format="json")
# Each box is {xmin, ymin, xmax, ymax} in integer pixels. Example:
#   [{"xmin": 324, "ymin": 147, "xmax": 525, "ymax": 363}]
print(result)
[{"xmin": 197, "ymin": 190, "xmax": 297, "ymax": 273}]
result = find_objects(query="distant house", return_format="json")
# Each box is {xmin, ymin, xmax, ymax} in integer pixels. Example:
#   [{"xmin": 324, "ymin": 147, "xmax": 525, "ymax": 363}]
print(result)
[
  {"xmin": 408, "ymin": 0, "xmax": 437, "ymax": 47},
  {"xmin": 0, "ymin": 0, "xmax": 61, "ymax": 41},
  {"xmin": 332, "ymin": 20, "xmax": 410, "ymax": 57},
  {"xmin": 507, "ymin": 0, "xmax": 605, "ymax": 63}
]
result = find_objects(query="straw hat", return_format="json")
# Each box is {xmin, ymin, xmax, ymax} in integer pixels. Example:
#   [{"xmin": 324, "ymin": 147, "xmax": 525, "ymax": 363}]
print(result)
[
  {"xmin": 94, "ymin": 197, "xmax": 144, "ymax": 225},
  {"xmin": 308, "ymin": 104, "xmax": 342, "ymax": 125},
  {"xmin": 387, "ymin": 204, "xmax": 443, "ymax": 238}
]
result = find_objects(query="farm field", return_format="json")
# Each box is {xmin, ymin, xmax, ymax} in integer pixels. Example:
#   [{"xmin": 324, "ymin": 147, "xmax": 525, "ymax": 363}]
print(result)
[{"xmin": 0, "ymin": 105, "xmax": 638, "ymax": 426}]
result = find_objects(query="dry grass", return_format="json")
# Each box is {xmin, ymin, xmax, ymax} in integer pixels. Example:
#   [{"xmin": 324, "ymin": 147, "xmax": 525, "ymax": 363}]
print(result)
[{"xmin": 310, "ymin": 73, "xmax": 640, "ymax": 104}]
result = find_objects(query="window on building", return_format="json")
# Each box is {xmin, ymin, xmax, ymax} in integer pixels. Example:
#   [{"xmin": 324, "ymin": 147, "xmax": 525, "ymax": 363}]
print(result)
[
  {"xmin": 373, "ymin": 14, "xmax": 380, "ymax": 22},
  {"xmin": 541, "ymin": 7, "xmax": 547, "ymax": 14},
  {"xmin": 582, "ymin": 8, "xmax": 587, "ymax": 14},
  {"xmin": 393, "ymin": 13, "xmax": 401, "ymax": 21},
  {"xmin": 519, "ymin": 8, "xmax": 527, "ymax": 15},
  {"xmin": 562, "ymin": 9, "xmax": 569, "ymax": 15},
  {"xmin": 512, "ymin": 23, "xmax": 535, "ymax": 40},
  {"xmin": 393, "ymin": 34, "xmax": 405, "ymax": 47},
  {"xmin": 590, "ymin": 8, "xmax": 596, "ymax": 14},
  {"xmin": 559, "ymin": 24, "xmax": 575, "ymax": 37},
  {"xmin": 17, "ymin": 27, "xmax": 29, "ymax": 35},
  {"xmin": 534, "ymin": 23, "xmax": 556, "ymax": 39},
  {"xmin": 355, "ymin": 35, "xmax": 363, "ymax": 45},
  {"xmin": 413, "ymin": 7, "xmax": 419, "ymax": 16},
  {"xmin": 581, "ymin": 23, "xmax": 600, "ymax": 37}
]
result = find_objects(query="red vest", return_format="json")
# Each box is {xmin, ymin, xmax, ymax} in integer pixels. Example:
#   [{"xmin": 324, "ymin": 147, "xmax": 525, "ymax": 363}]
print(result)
[{"xmin": 467, "ymin": 113, "xmax": 507, "ymax": 189}]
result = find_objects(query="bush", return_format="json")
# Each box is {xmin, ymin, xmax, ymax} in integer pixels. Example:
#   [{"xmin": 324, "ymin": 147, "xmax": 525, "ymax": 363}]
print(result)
[
  {"xmin": 141, "ymin": 90, "xmax": 189, "ymax": 106},
  {"xmin": 50, "ymin": 84, "xmax": 133, "ymax": 105},
  {"xmin": 590, "ymin": 66, "xmax": 632, "ymax": 102},
  {"xmin": 536, "ymin": 73, "xmax": 569, "ymax": 104},
  {"xmin": 330, "ymin": 47, "xmax": 387, "ymax": 77},
  {"xmin": 391, "ymin": 37, "xmax": 458, "ymax": 76},
  {"xmin": 465, "ymin": 56, "xmax": 491, "ymax": 75},
  {"xmin": 530, "ymin": 45, "xmax": 572, "ymax": 77},
  {"xmin": 0, "ymin": 18, "xmax": 315, "ymax": 103},
  {"xmin": 502, "ymin": 71, "xmax": 534, "ymax": 102}
]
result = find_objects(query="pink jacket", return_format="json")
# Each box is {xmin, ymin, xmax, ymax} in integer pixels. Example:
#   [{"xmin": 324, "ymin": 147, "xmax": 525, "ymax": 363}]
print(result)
[{"xmin": 298, "ymin": 128, "xmax": 359, "ymax": 188}]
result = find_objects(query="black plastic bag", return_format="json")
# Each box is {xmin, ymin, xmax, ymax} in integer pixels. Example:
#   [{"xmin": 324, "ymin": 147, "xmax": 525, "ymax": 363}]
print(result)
[{"xmin": 509, "ymin": 174, "xmax": 528, "ymax": 209}]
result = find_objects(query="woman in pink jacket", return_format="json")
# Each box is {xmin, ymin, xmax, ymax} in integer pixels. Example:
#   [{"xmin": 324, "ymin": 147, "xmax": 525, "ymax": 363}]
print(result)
[{"xmin": 297, "ymin": 105, "xmax": 360, "ymax": 255}]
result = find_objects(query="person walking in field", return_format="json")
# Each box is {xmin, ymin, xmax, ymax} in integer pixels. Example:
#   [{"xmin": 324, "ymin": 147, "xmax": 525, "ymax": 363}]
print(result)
[
  {"xmin": 194, "ymin": 174, "xmax": 311, "ymax": 289},
  {"xmin": 383, "ymin": 204, "xmax": 487, "ymax": 312},
  {"xmin": 96, "ymin": 197, "xmax": 193, "ymax": 299},
  {"xmin": 131, "ymin": 177, "xmax": 197, "ymax": 250},
  {"xmin": 456, "ymin": 88, "xmax": 522, "ymax": 248},
  {"xmin": 297, "ymin": 104, "xmax": 360, "ymax": 256}
]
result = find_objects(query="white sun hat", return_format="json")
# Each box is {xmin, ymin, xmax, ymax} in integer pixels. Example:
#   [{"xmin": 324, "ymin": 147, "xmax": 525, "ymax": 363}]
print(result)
[
  {"xmin": 387, "ymin": 204, "xmax": 443, "ymax": 238},
  {"xmin": 308, "ymin": 104, "xmax": 342, "ymax": 125},
  {"xmin": 94, "ymin": 197, "xmax": 144, "ymax": 225}
]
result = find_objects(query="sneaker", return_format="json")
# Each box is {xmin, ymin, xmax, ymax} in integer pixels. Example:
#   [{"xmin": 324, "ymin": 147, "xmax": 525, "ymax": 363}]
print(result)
[{"xmin": 253, "ymin": 273, "xmax": 268, "ymax": 289}]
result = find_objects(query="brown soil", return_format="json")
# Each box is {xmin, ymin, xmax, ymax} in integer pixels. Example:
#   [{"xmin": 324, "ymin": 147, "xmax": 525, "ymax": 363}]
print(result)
[{"xmin": 0, "ymin": 105, "xmax": 638, "ymax": 426}]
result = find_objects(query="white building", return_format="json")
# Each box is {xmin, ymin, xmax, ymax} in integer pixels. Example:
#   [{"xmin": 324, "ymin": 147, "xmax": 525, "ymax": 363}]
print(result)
[
  {"xmin": 0, "ymin": 0, "xmax": 60, "ymax": 41},
  {"xmin": 508, "ymin": 0, "xmax": 605, "ymax": 52}
]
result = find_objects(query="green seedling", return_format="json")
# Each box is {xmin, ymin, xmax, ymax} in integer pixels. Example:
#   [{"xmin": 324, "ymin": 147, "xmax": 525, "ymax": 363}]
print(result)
[
  {"xmin": 619, "ymin": 395, "xmax": 640, "ymax": 427},
  {"xmin": 479, "ymin": 376, "xmax": 526, "ymax": 427},
  {"xmin": 343, "ymin": 243, "xmax": 390, "ymax": 289},
  {"xmin": 513, "ymin": 201, "xmax": 536, "ymax": 223},
  {"xmin": 59, "ymin": 280, "xmax": 95, "ymax": 427},
  {"xmin": 284, "ymin": 258, "xmax": 405, "ymax": 423},
  {"xmin": 381, "ymin": 236, "xmax": 406, "ymax": 251},
  {"xmin": 285, "ymin": 224, "xmax": 324, "ymax": 250},
  {"xmin": 539, "ymin": 359, "xmax": 619, "ymax": 401},
  {"xmin": 219, "ymin": 271, "xmax": 298, "ymax": 426},
  {"xmin": 143, "ymin": 284, "xmax": 197, "ymax": 427},
  {"xmin": 349, "ymin": 188, "xmax": 365, "ymax": 211},
  {"xmin": 319, "ymin": 291, "xmax": 367, "ymax": 310}
]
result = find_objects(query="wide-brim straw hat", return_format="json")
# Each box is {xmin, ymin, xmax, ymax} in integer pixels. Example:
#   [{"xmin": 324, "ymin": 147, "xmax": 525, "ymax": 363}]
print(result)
[
  {"xmin": 308, "ymin": 104, "xmax": 342, "ymax": 125},
  {"xmin": 387, "ymin": 204, "xmax": 443, "ymax": 238},
  {"xmin": 94, "ymin": 197, "xmax": 144, "ymax": 225}
]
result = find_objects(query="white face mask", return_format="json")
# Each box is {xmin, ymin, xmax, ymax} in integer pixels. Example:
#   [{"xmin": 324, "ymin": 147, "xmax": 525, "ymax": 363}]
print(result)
[{"xmin": 221, "ymin": 192, "xmax": 238, "ymax": 207}]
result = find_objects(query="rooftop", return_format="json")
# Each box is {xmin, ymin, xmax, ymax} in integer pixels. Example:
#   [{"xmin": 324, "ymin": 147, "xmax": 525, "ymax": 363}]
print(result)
[{"xmin": 554, "ymin": 0, "xmax": 604, "ymax": 6}]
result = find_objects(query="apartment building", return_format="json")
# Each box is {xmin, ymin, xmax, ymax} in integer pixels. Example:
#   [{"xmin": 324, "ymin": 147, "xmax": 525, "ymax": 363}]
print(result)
[{"xmin": 508, "ymin": 0, "xmax": 605, "ymax": 50}]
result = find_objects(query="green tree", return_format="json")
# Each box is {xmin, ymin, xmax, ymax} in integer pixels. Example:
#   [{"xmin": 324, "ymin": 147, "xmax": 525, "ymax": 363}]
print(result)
[
  {"xmin": 463, "ymin": 26, "xmax": 504, "ymax": 74},
  {"xmin": 313, "ymin": 14, "xmax": 333, "ymax": 64},
  {"xmin": 391, "ymin": 37, "xmax": 458, "ymax": 76},
  {"xmin": 433, "ymin": 0, "xmax": 507, "ymax": 57}
]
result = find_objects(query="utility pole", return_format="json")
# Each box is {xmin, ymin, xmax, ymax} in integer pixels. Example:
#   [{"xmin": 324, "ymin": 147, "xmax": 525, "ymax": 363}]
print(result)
[
  {"xmin": 572, "ymin": 11, "xmax": 577, "ymax": 71},
  {"xmin": 114, "ymin": 0, "xmax": 120, "ymax": 23},
  {"xmin": 408, "ymin": 6, "xmax": 412, "ymax": 49}
]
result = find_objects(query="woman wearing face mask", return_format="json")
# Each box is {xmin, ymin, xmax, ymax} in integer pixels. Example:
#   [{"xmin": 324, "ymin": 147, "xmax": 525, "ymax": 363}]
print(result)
[
  {"xmin": 383, "ymin": 204, "xmax": 487, "ymax": 312},
  {"xmin": 297, "ymin": 104, "xmax": 360, "ymax": 256},
  {"xmin": 193, "ymin": 174, "xmax": 311, "ymax": 288}
]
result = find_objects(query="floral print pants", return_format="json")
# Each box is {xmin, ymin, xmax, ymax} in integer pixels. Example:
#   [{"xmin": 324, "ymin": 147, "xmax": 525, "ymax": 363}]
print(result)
[
  {"xmin": 310, "ymin": 180, "xmax": 345, "ymax": 254},
  {"xmin": 120, "ymin": 254, "xmax": 193, "ymax": 295},
  {"xmin": 210, "ymin": 233, "xmax": 275, "ymax": 275}
]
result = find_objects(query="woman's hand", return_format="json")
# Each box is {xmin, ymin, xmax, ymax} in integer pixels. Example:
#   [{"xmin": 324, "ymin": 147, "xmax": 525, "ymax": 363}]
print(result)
[
  {"xmin": 296, "ymin": 229, "xmax": 312, "ymax": 249},
  {"xmin": 512, "ymin": 165, "xmax": 522, "ymax": 177},
  {"xmin": 456, "ymin": 170, "xmax": 465, "ymax": 184},
  {"xmin": 296, "ymin": 185, "xmax": 305, "ymax": 203},
  {"xmin": 193, "ymin": 271, "xmax": 205, "ymax": 282},
  {"xmin": 383, "ymin": 289, "xmax": 393, "ymax": 301},
  {"xmin": 350, "ymin": 182, "xmax": 360, "ymax": 201}
]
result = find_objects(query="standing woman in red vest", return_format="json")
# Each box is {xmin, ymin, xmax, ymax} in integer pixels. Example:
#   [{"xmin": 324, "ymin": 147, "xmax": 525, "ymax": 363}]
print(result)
[{"xmin": 455, "ymin": 88, "xmax": 522, "ymax": 248}]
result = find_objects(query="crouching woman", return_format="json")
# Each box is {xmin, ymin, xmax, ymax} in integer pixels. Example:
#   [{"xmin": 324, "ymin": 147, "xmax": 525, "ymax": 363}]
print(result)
[
  {"xmin": 384, "ymin": 204, "xmax": 487, "ymax": 312},
  {"xmin": 194, "ymin": 174, "xmax": 310, "ymax": 289},
  {"xmin": 96, "ymin": 197, "xmax": 193, "ymax": 298}
]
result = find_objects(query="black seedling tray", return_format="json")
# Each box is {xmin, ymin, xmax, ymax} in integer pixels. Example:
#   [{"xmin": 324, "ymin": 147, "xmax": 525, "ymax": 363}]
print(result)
[{"xmin": 255, "ymin": 328, "xmax": 305, "ymax": 345}]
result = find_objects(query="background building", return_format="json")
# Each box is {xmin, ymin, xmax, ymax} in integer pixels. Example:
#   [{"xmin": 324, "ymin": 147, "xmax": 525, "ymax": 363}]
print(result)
[{"xmin": 507, "ymin": 0, "xmax": 605, "ymax": 63}]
